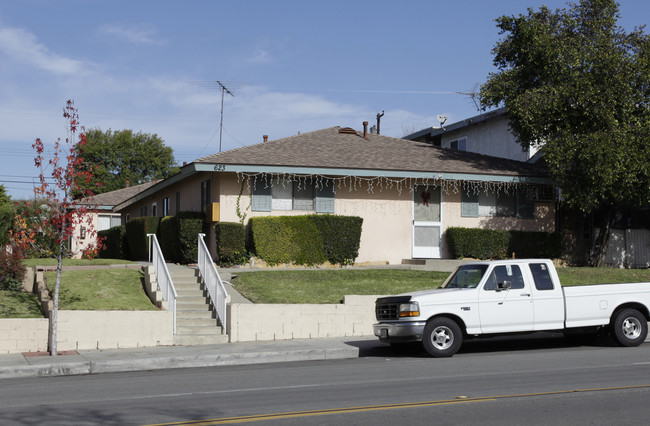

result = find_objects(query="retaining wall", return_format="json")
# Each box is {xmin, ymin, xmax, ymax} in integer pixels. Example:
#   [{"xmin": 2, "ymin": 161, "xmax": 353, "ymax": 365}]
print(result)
[
  {"xmin": 0, "ymin": 310, "xmax": 173, "ymax": 354},
  {"xmin": 226, "ymin": 295, "xmax": 380, "ymax": 342}
]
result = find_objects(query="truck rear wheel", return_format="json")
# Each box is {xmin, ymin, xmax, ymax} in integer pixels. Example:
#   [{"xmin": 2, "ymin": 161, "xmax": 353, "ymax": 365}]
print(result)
[
  {"xmin": 611, "ymin": 309, "xmax": 648, "ymax": 347},
  {"xmin": 422, "ymin": 318, "xmax": 462, "ymax": 357}
]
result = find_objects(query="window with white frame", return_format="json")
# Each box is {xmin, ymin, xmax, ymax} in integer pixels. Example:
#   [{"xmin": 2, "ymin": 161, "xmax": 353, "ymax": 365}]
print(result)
[
  {"xmin": 450, "ymin": 137, "xmax": 467, "ymax": 151},
  {"xmin": 97, "ymin": 214, "xmax": 122, "ymax": 231},
  {"xmin": 252, "ymin": 181, "xmax": 334, "ymax": 213},
  {"xmin": 461, "ymin": 189, "xmax": 534, "ymax": 219},
  {"xmin": 162, "ymin": 197, "xmax": 170, "ymax": 217}
]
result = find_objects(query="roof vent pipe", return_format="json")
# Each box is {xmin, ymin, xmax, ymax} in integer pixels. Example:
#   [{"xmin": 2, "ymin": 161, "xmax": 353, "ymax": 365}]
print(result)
[
  {"xmin": 263, "ymin": 135, "xmax": 268, "ymax": 143},
  {"xmin": 363, "ymin": 121, "xmax": 369, "ymax": 140}
]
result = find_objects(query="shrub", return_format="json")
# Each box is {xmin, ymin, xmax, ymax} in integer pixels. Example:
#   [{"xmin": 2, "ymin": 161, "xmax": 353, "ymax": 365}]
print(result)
[
  {"xmin": 249, "ymin": 215, "xmax": 363, "ymax": 266},
  {"xmin": 308, "ymin": 215, "xmax": 363, "ymax": 265},
  {"xmin": 446, "ymin": 227, "xmax": 561, "ymax": 259},
  {"xmin": 98, "ymin": 225, "xmax": 129, "ymax": 259},
  {"xmin": 249, "ymin": 216, "xmax": 326, "ymax": 265},
  {"xmin": 215, "ymin": 222, "xmax": 249, "ymax": 266},
  {"xmin": 508, "ymin": 230, "xmax": 562, "ymax": 259},
  {"xmin": 0, "ymin": 248, "xmax": 25, "ymax": 291},
  {"xmin": 158, "ymin": 212, "xmax": 206, "ymax": 264},
  {"xmin": 125, "ymin": 217, "xmax": 160, "ymax": 260}
]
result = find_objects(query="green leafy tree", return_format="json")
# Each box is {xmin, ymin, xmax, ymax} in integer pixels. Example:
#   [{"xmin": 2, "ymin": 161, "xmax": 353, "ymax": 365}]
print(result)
[
  {"xmin": 78, "ymin": 129, "xmax": 179, "ymax": 194},
  {"xmin": 480, "ymin": 0, "xmax": 650, "ymax": 265},
  {"xmin": 0, "ymin": 185, "xmax": 12, "ymax": 247}
]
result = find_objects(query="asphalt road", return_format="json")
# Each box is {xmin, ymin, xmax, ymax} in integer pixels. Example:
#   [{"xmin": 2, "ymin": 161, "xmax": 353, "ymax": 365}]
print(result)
[{"xmin": 2, "ymin": 335, "xmax": 650, "ymax": 425}]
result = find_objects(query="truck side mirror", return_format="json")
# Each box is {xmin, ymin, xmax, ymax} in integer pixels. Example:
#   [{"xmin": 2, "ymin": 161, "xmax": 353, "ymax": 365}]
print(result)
[{"xmin": 496, "ymin": 280, "xmax": 512, "ymax": 292}]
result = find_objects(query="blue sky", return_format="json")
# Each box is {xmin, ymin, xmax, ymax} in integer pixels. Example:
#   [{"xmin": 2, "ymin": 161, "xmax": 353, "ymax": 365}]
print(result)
[{"xmin": 1, "ymin": 0, "xmax": 648, "ymax": 199}]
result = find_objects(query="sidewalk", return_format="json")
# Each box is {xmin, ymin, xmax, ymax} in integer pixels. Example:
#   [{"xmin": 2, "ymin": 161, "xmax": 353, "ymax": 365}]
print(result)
[{"xmin": 0, "ymin": 336, "xmax": 379, "ymax": 380}]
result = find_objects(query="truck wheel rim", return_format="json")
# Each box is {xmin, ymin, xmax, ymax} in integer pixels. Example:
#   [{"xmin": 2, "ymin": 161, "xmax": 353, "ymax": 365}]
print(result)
[
  {"xmin": 622, "ymin": 317, "xmax": 642, "ymax": 339},
  {"xmin": 431, "ymin": 326, "xmax": 454, "ymax": 350}
]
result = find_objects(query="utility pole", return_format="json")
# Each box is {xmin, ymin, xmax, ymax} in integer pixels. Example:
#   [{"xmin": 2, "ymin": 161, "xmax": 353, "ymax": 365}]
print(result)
[{"xmin": 217, "ymin": 81, "xmax": 234, "ymax": 152}]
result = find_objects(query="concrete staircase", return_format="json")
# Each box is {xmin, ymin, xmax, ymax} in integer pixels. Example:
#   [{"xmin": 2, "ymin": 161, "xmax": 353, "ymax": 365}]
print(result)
[{"xmin": 168, "ymin": 266, "xmax": 229, "ymax": 345}]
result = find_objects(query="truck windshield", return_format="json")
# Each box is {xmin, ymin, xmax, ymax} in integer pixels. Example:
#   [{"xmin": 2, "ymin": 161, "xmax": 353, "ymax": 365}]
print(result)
[{"xmin": 442, "ymin": 265, "xmax": 489, "ymax": 289}]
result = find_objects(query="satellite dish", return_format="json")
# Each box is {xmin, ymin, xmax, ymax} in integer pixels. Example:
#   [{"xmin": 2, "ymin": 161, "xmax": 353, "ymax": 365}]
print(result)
[{"xmin": 436, "ymin": 115, "xmax": 448, "ymax": 127}]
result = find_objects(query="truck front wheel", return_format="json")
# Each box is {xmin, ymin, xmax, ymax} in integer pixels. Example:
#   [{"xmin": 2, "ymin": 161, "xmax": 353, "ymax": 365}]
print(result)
[
  {"xmin": 611, "ymin": 309, "xmax": 648, "ymax": 347},
  {"xmin": 422, "ymin": 318, "xmax": 462, "ymax": 357}
]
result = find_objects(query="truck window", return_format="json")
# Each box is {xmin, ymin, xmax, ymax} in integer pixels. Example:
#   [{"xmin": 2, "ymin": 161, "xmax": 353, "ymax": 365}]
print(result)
[
  {"xmin": 529, "ymin": 263, "xmax": 554, "ymax": 290},
  {"xmin": 442, "ymin": 265, "xmax": 488, "ymax": 289},
  {"xmin": 484, "ymin": 265, "xmax": 525, "ymax": 291}
]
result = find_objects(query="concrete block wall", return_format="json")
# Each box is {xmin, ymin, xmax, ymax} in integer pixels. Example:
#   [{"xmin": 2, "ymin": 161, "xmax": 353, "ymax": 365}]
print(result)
[
  {"xmin": 227, "ymin": 295, "xmax": 381, "ymax": 342},
  {"xmin": 55, "ymin": 311, "xmax": 174, "ymax": 351},
  {"xmin": 0, "ymin": 319, "xmax": 49, "ymax": 354},
  {"xmin": 0, "ymin": 311, "xmax": 173, "ymax": 354}
]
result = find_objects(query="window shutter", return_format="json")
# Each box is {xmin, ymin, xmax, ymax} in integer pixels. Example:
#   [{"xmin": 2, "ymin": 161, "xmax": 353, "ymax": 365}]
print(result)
[
  {"xmin": 461, "ymin": 192, "xmax": 479, "ymax": 217},
  {"xmin": 251, "ymin": 185, "xmax": 271, "ymax": 211},
  {"xmin": 315, "ymin": 185, "xmax": 335, "ymax": 213}
]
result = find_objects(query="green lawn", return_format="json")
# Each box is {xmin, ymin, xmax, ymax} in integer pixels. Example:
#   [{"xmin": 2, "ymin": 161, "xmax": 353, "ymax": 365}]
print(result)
[
  {"xmin": 233, "ymin": 267, "xmax": 650, "ymax": 304},
  {"xmin": 42, "ymin": 269, "xmax": 157, "ymax": 310},
  {"xmin": 232, "ymin": 269, "xmax": 450, "ymax": 304},
  {"xmin": 0, "ymin": 291, "xmax": 43, "ymax": 318}
]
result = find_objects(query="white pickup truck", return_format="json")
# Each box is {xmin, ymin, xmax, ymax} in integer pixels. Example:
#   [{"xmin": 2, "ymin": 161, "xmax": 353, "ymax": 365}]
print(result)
[{"xmin": 373, "ymin": 259, "xmax": 650, "ymax": 357}]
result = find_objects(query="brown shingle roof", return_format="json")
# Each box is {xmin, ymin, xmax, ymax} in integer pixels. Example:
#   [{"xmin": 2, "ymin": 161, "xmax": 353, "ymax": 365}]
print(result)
[
  {"xmin": 195, "ymin": 127, "xmax": 545, "ymax": 177},
  {"xmin": 80, "ymin": 180, "xmax": 161, "ymax": 207}
]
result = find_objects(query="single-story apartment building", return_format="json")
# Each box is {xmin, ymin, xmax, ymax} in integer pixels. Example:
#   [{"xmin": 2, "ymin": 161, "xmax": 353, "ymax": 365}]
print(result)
[{"xmin": 115, "ymin": 124, "xmax": 555, "ymax": 264}]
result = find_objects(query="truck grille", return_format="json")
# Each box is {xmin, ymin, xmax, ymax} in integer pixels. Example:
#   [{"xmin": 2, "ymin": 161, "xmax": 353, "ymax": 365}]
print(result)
[{"xmin": 375, "ymin": 303, "xmax": 400, "ymax": 321}]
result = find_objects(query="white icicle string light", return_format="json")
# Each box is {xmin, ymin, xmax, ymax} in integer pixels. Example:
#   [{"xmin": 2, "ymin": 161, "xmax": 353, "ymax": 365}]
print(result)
[{"xmin": 234, "ymin": 171, "xmax": 539, "ymax": 198}]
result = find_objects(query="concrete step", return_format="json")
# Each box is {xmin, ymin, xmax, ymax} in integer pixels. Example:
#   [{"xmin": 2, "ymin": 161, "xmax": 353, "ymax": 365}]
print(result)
[
  {"xmin": 176, "ymin": 310, "xmax": 214, "ymax": 320},
  {"xmin": 173, "ymin": 334, "xmax": 228, "ymax": 346},
  {"xmin": 175, "ymin": 325, "xmax": 224, "ymax": 335},
  {"xmin": 176, "ymin": 289, "xmax": 205, "ymax": 298},
  {"xmin": 177, "ymin": 317, "xmax": 218, "ymax": 327}
]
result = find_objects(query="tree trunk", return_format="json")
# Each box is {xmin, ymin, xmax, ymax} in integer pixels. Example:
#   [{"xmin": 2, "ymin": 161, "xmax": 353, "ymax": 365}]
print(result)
[
  {"xmin": 48, "ymin": 225, "xmax": 67, "ymax": 356},
  {"xmin": 589, "ymin": 209, "xmax": 614, "ymax": 267}
]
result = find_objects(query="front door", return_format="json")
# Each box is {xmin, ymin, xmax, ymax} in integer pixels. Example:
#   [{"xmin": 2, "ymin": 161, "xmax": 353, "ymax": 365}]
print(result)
[{"xmin": 412, "ymin": 185, "xmax": 442, "ymax": 258}]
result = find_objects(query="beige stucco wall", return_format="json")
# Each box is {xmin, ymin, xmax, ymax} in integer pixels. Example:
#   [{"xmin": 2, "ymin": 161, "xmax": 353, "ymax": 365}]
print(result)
[
  {"xmin": 0, "ymin": 311, "xmax": 173, "ymax": 354},
  {"xmin": 227, "ymin": 295, "xmax": 380, "ymax": 342}
]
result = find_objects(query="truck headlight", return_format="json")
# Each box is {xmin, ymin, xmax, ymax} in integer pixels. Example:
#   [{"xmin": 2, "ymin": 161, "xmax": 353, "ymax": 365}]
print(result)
[{"xmin": 399, "ymin": 302, "xmax": 420, "ymax": 317}]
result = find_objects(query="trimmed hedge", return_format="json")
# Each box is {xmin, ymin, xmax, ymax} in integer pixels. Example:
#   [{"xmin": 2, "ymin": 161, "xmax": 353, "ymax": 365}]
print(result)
[
  {"xmin": 215, "ymin": 222, "xmax": 249, "ymax": 266},
  {"xmin": 248, "ymin": 214, "xmax": 363, "ymax": 266},
  {"xmin": 98, "ymin": 225, "xmax": 129, "ymax": 259},
  {"xmin": 446, "ymin": 227, "xmax": 561, "ymax": 259},
  {"xmin": 308, "ymin": 215, "xmax": 363, "ymax": 265},
  {"xmin": 158, "ymin": 211, "xmax": 206, "ymax": 264},
  {"xmin": 125, "ymin": 217, "xmax": 160, "ymax": 260}
]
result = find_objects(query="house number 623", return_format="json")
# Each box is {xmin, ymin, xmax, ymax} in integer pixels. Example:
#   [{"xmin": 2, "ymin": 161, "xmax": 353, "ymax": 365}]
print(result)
[{"xmin": 214, "ymin": 164, "xmax": 226, "ymax": 171}]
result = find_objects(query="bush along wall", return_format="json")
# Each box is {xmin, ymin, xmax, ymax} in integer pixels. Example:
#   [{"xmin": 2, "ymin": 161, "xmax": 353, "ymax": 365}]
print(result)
[
  {"xmin": 158, "ymin": 211, "xmax": 206, "ymax": 264},
  {"xmin": 215, "ymin": 222, "xmax": 249, "ymax": 266},
  {"xmin": 248, "ymin": 214, "xmax": 363, "ymax": 266},
  {"xmin": 125, "ymin": 217, "xmax": 160, "ymax": 260},
  {"xmin": 308, "ymin": 215, "xmax": 363, "ymax": 265},
  {"xmin": 446, "ymin": 227, "xmax": 561, "ymax": 259},
  {"xmin": 98, "ymin": 225, "xmax": 129, "ymax": 259}
]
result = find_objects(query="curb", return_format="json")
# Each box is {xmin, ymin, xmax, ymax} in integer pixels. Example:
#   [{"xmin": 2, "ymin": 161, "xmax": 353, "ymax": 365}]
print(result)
[{"xmin": 0, "ymin": 341, "xmax": 362, "ymax": 380}]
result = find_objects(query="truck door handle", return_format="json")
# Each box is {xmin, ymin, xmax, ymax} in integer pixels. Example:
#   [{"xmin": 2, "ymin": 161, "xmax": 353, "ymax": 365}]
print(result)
[{"xmin": 521, "ymin": 293, "xmax": 531, "ymax": 297}]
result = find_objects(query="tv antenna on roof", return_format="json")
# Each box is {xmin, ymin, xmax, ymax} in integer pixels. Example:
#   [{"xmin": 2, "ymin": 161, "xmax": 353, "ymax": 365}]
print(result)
[{"xmin": 188, "ymin": 80, "xmax": 242, "ymax": 152}]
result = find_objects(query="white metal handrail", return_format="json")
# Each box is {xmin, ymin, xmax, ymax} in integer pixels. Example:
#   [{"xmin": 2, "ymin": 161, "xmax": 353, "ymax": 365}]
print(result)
[
  {"xmin": 197, "ymin": 233, "xmax": 228, "ymax": 333},
  {"xmin": 147, "ymin": 234, "xmax": 177, "ymax": 334}
]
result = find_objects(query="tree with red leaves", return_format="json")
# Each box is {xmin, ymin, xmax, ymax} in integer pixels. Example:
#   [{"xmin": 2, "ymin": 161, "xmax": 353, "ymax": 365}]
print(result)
[{"xmin": 10, "ymin": 100, "xmax": 101, "ymax": 356}]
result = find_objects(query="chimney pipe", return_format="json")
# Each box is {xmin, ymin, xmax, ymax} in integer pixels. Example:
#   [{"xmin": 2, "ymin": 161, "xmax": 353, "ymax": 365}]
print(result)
[
  {"xmin": 183, "ymin": 161, "xmax": 187, "ymax": 166},
  {"xmin": 363, "ymin": 121, "xmax": 369, "ymax": 140},
  {"xmin": 263, "ymin": 135, "xmax": 268, "ymax": 143}
]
